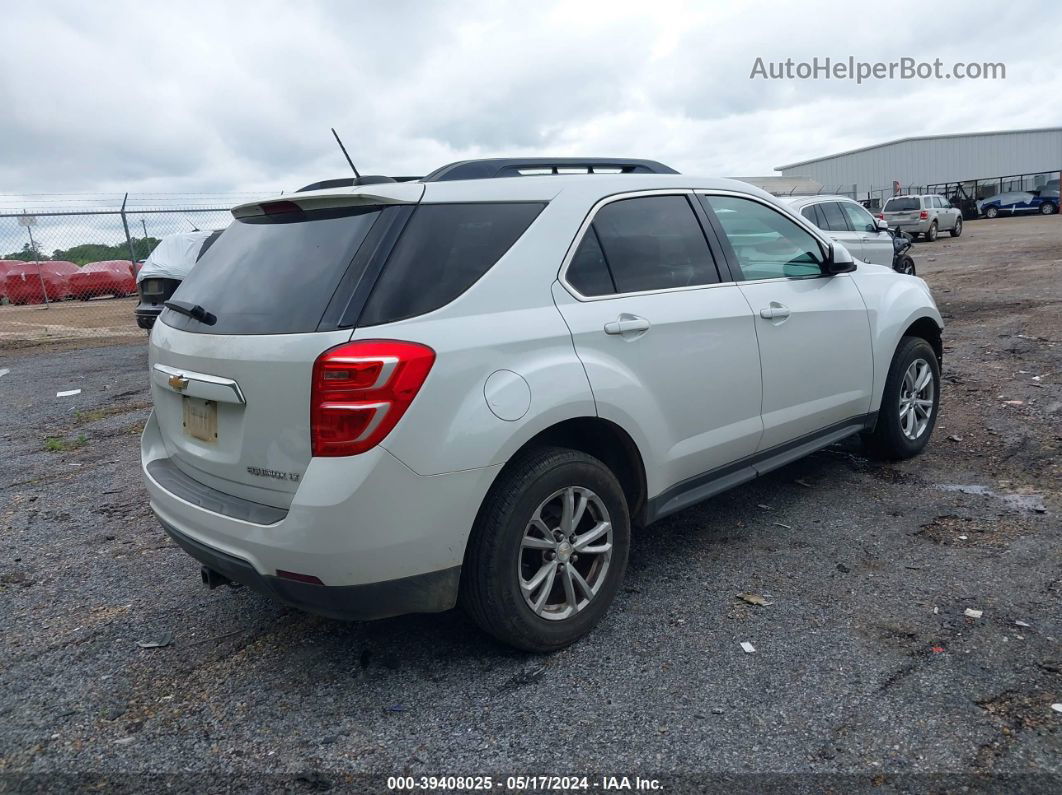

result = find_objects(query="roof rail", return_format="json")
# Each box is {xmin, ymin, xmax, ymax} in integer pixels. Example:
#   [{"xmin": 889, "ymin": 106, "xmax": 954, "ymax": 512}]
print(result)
[{"xmin": 421, "ymin": 158, "xmax": 678, "ymax": 182}]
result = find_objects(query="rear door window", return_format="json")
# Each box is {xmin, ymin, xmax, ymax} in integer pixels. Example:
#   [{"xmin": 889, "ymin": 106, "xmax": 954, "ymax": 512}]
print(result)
[
  {"xmin": 588, "ymin": 195, "xmax": 720, "ymax": 294},
  {"xmin": 164, "ymin": 205, "xmax": 383, "ymax": 335},
  {"xmin": 359, "ymin": 203, "xmax": 544, "ymax": 326},
  {"xmin": 818, "ymin": 202, "xmax": 851, "ymax": 232},
  {"xmin": 801, "ymin": 204, "xmax": 825, "ymax": 229}
]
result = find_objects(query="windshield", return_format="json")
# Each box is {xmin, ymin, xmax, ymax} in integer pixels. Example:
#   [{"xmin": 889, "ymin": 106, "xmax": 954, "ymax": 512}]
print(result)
[{"xmin": 163, "ymin": 206, "xmax": 383, "ymax": 335}]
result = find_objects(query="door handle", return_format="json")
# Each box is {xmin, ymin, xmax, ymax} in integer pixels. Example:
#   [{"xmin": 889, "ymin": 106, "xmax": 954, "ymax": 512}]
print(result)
[
  {"xmin": 759, "ymin": 303, "xmax": 791, "ymax": 320},
  {"xmin": 604, "ymin": 314, "xmax": 651, "ymax": 336}
]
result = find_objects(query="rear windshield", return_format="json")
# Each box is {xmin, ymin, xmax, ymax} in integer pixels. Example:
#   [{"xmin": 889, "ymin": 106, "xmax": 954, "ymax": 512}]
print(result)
[
  {"xmin": 883, "ymin": 197, "xmax": 921, "ymax": 212},
  {"xmin": 163, "ymin": 206, "xmax": 382, "ymax": 335},
  {"xmin": 358, "ymin": 202, "xmax": 544, "ymax": 326}
]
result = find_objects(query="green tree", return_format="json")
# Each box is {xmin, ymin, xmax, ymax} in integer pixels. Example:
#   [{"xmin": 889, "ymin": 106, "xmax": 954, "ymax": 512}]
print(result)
[
  {"xmin": 50, "ymin": 237, "xmax": 161, "ymax": 266},
  {"xmin": 0, "ymin": 242, "xmax": 49, "ymax": 262}
]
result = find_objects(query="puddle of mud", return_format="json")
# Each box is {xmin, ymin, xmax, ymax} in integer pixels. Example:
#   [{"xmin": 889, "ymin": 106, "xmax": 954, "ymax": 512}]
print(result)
[{"xmin": 937, "ymin": 484, "xmax": 1047, "ymax": 513}]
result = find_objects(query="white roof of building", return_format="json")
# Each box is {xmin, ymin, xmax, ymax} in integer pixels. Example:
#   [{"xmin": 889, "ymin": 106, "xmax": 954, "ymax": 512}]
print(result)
[{"xmin": 775, "ymin": 127, "xmax": 1062, "ymax": 171}]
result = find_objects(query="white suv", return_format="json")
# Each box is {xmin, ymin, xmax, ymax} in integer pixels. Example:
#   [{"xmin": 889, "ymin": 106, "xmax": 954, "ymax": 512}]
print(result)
[{"xmin": 142, "ymin": 158, "xmax": 944, "ymax": 651}]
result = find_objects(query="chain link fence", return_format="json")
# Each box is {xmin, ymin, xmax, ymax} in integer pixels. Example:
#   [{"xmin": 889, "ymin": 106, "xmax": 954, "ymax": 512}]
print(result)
[{"xmin": 0, "ymin": 197, "xmax": 249, "ymax": 348}]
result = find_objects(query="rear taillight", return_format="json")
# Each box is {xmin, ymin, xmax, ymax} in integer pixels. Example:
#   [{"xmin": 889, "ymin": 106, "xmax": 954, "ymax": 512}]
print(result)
[
  {"xmin": 876, "ymin": 213, "xmax": 885, "ymax": 220},
  {"xmin": 919, "ymin": 210, "xmax": 929, "ymax": 220},
  {"xmin": 310, "ymin": 340, "xmax": 435, "ymax": 457}
]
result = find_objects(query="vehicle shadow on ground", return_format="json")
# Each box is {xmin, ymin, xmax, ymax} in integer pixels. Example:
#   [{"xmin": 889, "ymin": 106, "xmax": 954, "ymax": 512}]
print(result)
[{"xmin": 185, "ymin": 438, "xmax": 877, "ymax": 680}]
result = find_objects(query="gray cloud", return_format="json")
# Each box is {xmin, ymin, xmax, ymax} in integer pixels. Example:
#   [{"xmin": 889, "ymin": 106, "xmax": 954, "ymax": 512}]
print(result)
[{"xmin": 1, "ymin": 0, "xmax": 1060, "ymax": 196}]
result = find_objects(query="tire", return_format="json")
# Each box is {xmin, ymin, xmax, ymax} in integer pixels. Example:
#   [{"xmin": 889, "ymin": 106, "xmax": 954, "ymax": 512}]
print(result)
[
  {"xmin": 985, "ymin": 206, "xmax": 999, "ymax": 219},
  {"xmin": 897, "ymin": 256, "xmax": 916, "ymax": 276},
  {"xmin": 862, "ymin": 336, "xmax": 940, "ymax": 460},
  {"xmin": 460, "ymin": 446, "xmax": 630, "ymax": 652},
  {"xmin": 949, "ymin": 217, "xmax": 962, "ymax": 237},
  {"xmin": 1041, "ymin": 202, "xmax": 1057, "ymax": 216},
  {"xmin": 924, "ymin": 221, "xmax": 938, "ymax": 242}
]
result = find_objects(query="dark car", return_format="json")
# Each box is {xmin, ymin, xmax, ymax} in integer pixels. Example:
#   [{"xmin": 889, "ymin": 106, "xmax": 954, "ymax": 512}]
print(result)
[{"xmin": 135, "ymin": 230, "xmax": 222, "ymax": 329}]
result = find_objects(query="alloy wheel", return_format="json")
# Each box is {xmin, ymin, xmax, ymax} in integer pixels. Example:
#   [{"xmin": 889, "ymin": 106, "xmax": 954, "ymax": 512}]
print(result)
[
  {"xmin": 518, "ymin": 486, "xmax": 613, "ymax": 621},
  {"xmin": 898, "ymin": 358, "xmax": 935, "ymax": 440}
]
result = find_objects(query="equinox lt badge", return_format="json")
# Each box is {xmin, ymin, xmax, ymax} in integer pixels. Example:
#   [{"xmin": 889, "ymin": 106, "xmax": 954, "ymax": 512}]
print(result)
[{"xmin": 247, "ymin": 466, "xmax": 300, "ymax": 483}]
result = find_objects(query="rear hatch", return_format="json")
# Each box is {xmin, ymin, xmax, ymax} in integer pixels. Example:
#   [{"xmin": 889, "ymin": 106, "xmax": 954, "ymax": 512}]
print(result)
[
  {"xmin": 883, "ymin": 197, "xmax": 922, "ymax": 224},
  {"xmin": 148, "ymin": 187, "xmax": 421, "ymax": 509}
]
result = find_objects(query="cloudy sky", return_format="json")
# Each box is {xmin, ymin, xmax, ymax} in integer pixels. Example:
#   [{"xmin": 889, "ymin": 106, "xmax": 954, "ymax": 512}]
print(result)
[{"xmin": 2, "ymin": 0, "xmax": 1061, "ymax": 198}]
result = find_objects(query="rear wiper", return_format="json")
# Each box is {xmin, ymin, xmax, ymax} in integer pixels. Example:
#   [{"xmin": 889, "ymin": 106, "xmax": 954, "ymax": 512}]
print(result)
[{"xmin": 164, "ymin": 300, "xmax": 217, "ymax": 326}]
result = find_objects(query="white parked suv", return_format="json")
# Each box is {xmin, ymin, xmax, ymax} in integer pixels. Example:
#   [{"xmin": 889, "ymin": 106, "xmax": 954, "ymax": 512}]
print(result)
[
  {"xmin": 780, "ymin": 195, "xmax": 895, "ymax": 268},
  {"xmin": 881, "ymin": 194, "xmax": 963, "ymax": 241},
  {"xmin": 142, "ymin": 158, "xmax": 944, "ymax": 651}
]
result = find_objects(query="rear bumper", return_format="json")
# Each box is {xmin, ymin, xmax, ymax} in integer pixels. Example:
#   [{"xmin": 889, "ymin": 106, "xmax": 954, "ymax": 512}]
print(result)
[
  {"xmin": 141, "ymin": 410, "xmax": 500, "ymax": 619},
  {"xmin": 889, "ymin": 219, "xmax": 930, "ymax": 234},
  {"xmin": 161, "ymin": 519, "xmax": 460, "ymax": 620},
  {"xmin": 134, "ymin": 303, "xmax": 161, "ymax": 329}
]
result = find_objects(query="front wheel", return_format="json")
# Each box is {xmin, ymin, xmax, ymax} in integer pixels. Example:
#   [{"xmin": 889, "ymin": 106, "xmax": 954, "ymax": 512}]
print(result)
[
  {"xmin": 461, "ymin": 447, "xmax": 630, "ymax": 652},
  {"xmin": 1041, "ymin": 202, "xmax": 1058, "ymax": 216},
  {"xmin": 863, "ymin": 336, "xmax": 940, "ymax": 459},
  {"xmin": 985, "ymin": 206, "xmax": 999, "ymax": 219},
  {"xmin": 950, "ymin": 217, "xmax": 962, "ymax": 237},
  {"xmin": 896, "ymin": 256, "xmax": 916, "ymax": 275}
]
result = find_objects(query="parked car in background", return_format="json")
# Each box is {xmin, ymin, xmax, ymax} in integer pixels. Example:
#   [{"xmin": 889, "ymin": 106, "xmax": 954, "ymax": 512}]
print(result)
[
  {"xmin": 135, "ymin": 230, "xmax": 223, "ymax": 329},
  {"xmin": 977, "ymin": 181, "xmax": 1059, "ymax": 218},
  {"xmin": 880, "ymin": 194, "xmax": 963, "ymax": 241},
  {"xmin": 142, "ymin": 158, "xmax": 944, "ymax": 651},
  {"xmin": 780, "ymin": 195, "xmax": 895, "ymax": 268},
  {"xmin": 69, "ymin": 260, "xmax": 137, "ymax": 300},
  {"xmin": 2, "ymin": 260, "xmax": 78, "ymax": 304}
]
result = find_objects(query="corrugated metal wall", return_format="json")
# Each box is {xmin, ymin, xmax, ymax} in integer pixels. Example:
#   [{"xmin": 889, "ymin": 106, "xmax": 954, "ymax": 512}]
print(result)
[{"xmin": 775, "ymin": 129, "xmax": 1062, "ymax": 195}]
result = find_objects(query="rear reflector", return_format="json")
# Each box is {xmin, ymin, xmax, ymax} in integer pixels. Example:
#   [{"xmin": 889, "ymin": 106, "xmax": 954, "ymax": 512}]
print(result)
[
  {"xmin": 276, "ymin": 570, "xmax": 324, "ymax": 585},
  {"xmin": 310, "ymin": 339, "xmax": 435, "ymax": 457}
]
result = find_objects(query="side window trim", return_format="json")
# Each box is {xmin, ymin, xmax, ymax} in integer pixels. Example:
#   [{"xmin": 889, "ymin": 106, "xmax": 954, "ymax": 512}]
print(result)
[
  {"xmin": 696, "ymin": 190, "xmax": 832, "ymax": 283},
  {"xmin": 686, "ymin": 193, "xmax": 738, "ymax": 284},
  {"xmin": 559, "ymin": 189, "xmax": 727, "ymax": 301}
]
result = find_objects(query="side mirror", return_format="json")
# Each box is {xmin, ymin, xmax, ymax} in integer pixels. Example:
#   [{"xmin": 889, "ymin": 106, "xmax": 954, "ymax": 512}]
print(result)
[
  {"xmin": 875, "ymin": 218, "xmax": 890, "ymax": 231},
  {"xmin": 824, "ymin": 242, "xmax": 857, "ymax": 274}
]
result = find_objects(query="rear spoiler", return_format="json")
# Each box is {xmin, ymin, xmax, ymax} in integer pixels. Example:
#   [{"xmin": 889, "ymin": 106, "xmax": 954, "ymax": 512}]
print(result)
[{"xmin": 232, "ymin": 182, "xmax": 424, "ymax": 219}]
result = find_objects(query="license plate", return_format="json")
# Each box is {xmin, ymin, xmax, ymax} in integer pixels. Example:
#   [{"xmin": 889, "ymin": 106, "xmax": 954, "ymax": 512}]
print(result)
[{"xmin": 182, "ymin": 397, "xmax": 217, "ymax": 442}]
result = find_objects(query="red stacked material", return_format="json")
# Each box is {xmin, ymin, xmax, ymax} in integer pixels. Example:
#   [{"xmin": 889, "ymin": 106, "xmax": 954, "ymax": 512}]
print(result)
[
  {"xmin": 69, "ymin": 260, "xmax": 137, "ymax": 300},
  {"xmin": 2, "ymin": 261, "xmax": 78, "ymax": 304}
]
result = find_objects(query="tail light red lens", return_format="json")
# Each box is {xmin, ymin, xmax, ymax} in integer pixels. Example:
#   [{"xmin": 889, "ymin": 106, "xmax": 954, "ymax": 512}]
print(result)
[
  {"xmin": 311, "ymin": 340, "xmax": 435, "ymax": 457},
  {"xmin": 919, "ymin": 210, "xmax": 929, "ymax": 220},
  {"xmin": 876, "ymin": 213, "xmax": 885, "ymax": 220}
]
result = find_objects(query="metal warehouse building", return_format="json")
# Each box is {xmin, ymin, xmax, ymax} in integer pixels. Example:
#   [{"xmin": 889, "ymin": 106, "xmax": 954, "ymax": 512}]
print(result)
[{"xmin": 774, "ymin": 127, "xmax": 1062, "ymax": 211}]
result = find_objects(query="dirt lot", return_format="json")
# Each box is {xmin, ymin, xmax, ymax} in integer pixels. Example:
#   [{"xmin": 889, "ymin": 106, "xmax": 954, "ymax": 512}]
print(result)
[
  {"xmin": 1, "ymin": 216, "xmax": 1059, "ymax": 792},
  {"xmin": 0, "ymin": 296, "xmax": 142, "ymax": 348}
]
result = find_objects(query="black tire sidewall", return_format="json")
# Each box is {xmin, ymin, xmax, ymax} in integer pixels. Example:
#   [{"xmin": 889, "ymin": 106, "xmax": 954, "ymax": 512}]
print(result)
[
  {"xmin": 464, "ymin": 448, "xmax": 630, "ymax": 652},
  {"xmin": 874, "ymin": 337, "xmax": 941, "ymax": 458},
  {"xmin": 926, "ymin": 222, "xmax": 937, "ymax": 241}
]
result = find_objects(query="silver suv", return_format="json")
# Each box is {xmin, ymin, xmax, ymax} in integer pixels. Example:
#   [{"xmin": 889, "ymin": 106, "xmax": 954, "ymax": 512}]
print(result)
[
  {"xmin": 142, "ymin": 158, "xmax": 944, "ymax": 651},
  {"xmin": 881, "ymin": 194, "xmax": 963, "ymax": 241}
]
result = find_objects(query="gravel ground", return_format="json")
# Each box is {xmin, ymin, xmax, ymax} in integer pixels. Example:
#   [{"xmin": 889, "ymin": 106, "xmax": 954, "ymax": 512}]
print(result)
[{"xmin": 1, "ymin": 216, "xmax": 1059, "ymax": 792}]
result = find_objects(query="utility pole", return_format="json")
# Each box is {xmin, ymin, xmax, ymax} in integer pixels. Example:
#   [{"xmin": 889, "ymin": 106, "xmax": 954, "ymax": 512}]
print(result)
[{"xmin": 18, "ymin": 211, "xmax": 49, "ymax": 308}]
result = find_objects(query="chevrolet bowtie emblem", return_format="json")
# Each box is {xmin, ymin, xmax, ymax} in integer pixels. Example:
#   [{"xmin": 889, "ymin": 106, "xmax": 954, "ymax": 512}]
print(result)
[{"xmin": 168, "ymin": 374, "xmax": 190, "ymax": 391}]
